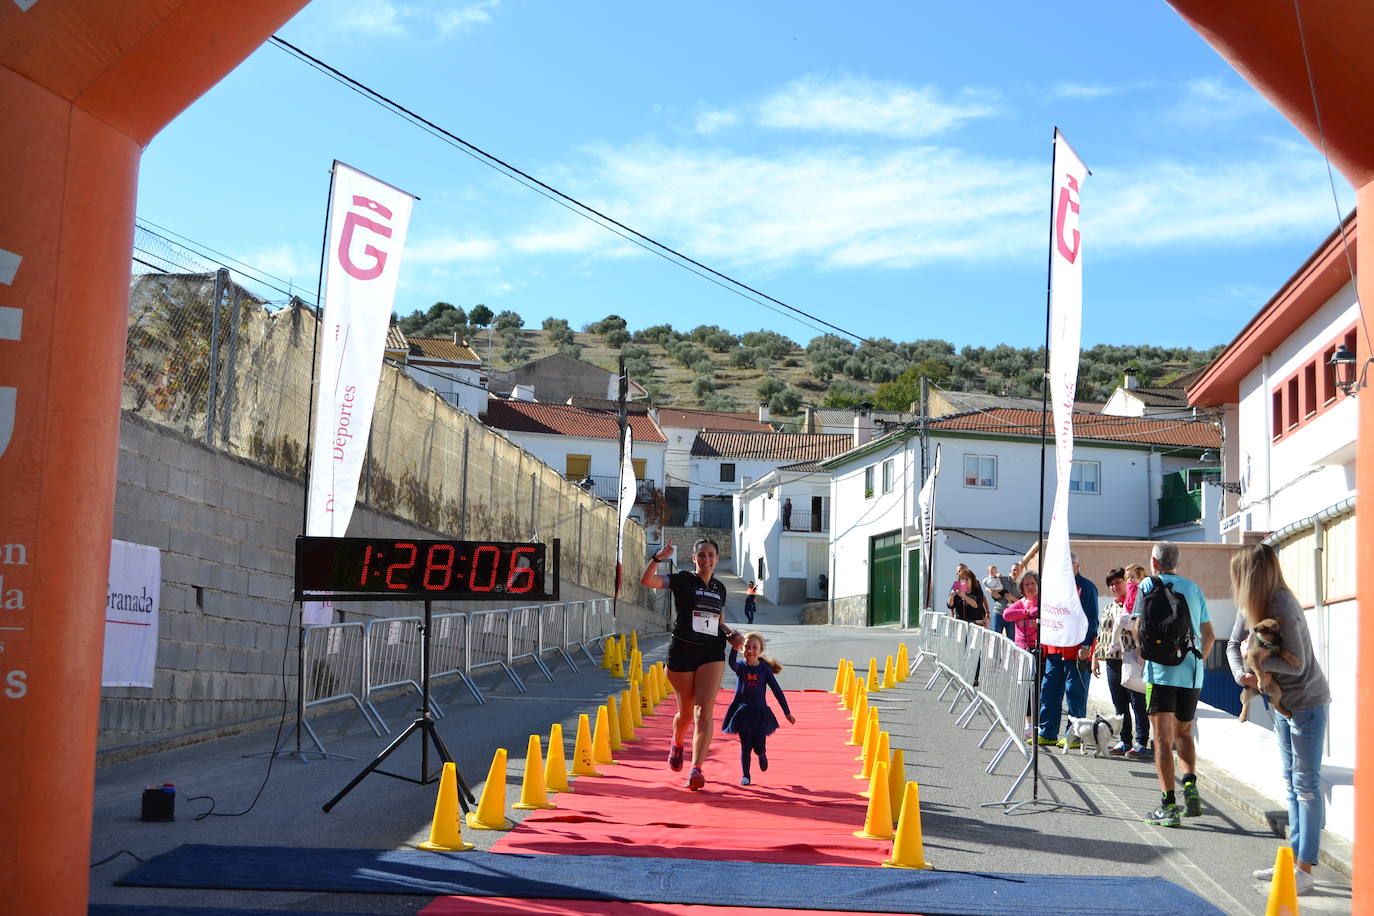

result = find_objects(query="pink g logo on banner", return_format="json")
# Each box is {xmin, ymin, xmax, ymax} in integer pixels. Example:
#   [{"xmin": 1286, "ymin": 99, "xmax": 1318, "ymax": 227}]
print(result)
[
  {"xmin": 1054, "ymin": 174, "xmax": 1081, "ymax": 264},
  {"xmin": 337, "ymin": 195, "xmax": 395, "ymax": 281}
]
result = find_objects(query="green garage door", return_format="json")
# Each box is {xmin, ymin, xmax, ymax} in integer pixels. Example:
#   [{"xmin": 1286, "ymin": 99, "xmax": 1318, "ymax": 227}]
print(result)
[
  {"xmin": 906, "ymin": 547, "xmax": 921, "ymax": 629},
  {"xmin": 869, "ymin": 531, "xmax": 901, "ymax": 626}
]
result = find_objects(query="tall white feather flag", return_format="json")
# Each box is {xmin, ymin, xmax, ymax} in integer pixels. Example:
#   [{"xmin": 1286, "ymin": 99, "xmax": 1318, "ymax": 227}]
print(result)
[
  {"xmin": 1041, "ymin": 129, "xmax": 1089, "ymax": 647},
  {"xmin": 615, "ymin": 424, "xmax": 635, "ymax": 596}
]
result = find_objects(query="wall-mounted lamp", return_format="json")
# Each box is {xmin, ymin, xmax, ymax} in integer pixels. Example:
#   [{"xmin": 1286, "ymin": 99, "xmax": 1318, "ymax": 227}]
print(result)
[
  {"xmin": 1199, "ymin": 451, "xmax": 1217, "ymax": 463},
  {"xmin": 1329, "ymin": 343, "xmax": 1359, "ymax": 396}
]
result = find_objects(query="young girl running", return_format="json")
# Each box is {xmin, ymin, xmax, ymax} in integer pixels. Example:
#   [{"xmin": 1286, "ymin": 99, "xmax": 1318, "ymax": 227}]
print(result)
[{"xmin": 721, "ymin": 632, "xmax": 796, "ymax": 785}]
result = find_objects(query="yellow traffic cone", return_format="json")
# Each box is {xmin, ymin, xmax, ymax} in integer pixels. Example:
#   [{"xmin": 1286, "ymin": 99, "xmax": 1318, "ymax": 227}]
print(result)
[
  {"xmin": 611, "ymin": 642, "xmax": 625, "ymax": 679},
  {"xmin": 883, "ymin": 654, "xmax": 897, "ymax": 689},
  {"xmin": 465, "ymin": 748, "xmax": 512, "ymax": 830},
  {"xmin": 545, "ymin": 723, "xmax": 571, "ymax": 792},
  {"xmin": 630, "ymin": 679, "xmax": 647, "ymax": 724},
  {"xmin": 855, "ymin": 719, "xmax": 881, "ymax": 779},
  {"xmin": 570, "ymin": 713, "xmax": 601, "ymax": 777},
  {"xmin": 848, "ymin": 691, "xmax": 869, "ymax": 745},
  {"xmin": 513, "ymin": 735, "xmax": 555, "ymax": 810},
  {"xmin": 842, "ymin": 664, "xmax": 858, "ymax": 710},
  {"xmin": 867, "ymin": 657, "xmax": 880, "ymax": 692},
  {"xmin": 619, "ymin": 689, "xmax": 638, "ymax": 741},
  {"xmin": 601, "ymin": 636, "xmax": 615, "ymax": 669},
  {"xmin": 630, "ymin": 629, "xmax": 639, "ymax": 658},
  {"xmin": 1264, "ymin": 846, "xmax": 1298, "ymax": 916},
  {"xmin": 854, "ymin": 761, "xmax": 895, "ymax": 840},
  {"xmin": 836, "ymin": 659, "xmax": 852, "ymax": 701},
  {"xmin": 855, "ymin": 707, "xmax": 880, "ymax": 762},
  {"xmin": 896, "ymin": 643, "xmax": 909, "ymax": 681},
  {"xmin": 606, "ymin": 695, "xmax": 624, "ymax": 750},
  {"xmin": 831, "ymin": 659, "xmax": 846, "ymax": 693},
  {"xmin": 417, "ymin": 762, "xmax": 475, "ymax": 851},
  {"xmin": 883, "ymin": 781, "xmax": 932, "ymax": 868},
  {"xmin": 593, "ymin": 705, "xmax": 617, "ymax": 764},
  {"xmin": 887, "ymin": 748, "xmax": 905, "ymax": 822},
  {"xmin": 861, "ymin": 732, "xmax": 891, "ymax": 796}
]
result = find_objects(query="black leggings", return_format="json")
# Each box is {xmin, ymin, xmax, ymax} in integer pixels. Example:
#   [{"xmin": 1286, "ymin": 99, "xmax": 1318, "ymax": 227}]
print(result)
[{"xmin": 738, "ymin": 733, "xmax": 768, "ymax": 774}]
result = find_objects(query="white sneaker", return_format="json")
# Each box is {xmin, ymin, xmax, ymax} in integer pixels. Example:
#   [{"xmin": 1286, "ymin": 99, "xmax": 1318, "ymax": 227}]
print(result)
[
  {"xmin": 1294, "ymin": 869, "xmax": 1315, "ymax": 895},
  {"xmin": 1252, "ymin": 866, "xmax": 1274, "ymax": 880}
]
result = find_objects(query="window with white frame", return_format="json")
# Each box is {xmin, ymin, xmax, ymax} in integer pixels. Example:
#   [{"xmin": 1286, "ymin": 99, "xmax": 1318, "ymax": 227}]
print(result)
[
  {"xmin": 864, "ymin": 466, "xmax": 875, "ymax": 498},
  {"xmin": 882, "ymin": 458, "xmax": 894, "ymax": 494},
  {"xmin": 963, "ymin": 454, "xmax": 997, "ymax": 489},
  {"xmin": 1069, "ymin": 460, "xmax": 1100, "ymax": 494}
]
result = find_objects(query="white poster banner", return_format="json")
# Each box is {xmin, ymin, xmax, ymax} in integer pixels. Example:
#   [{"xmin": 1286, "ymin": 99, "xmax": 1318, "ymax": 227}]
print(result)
[
  {"xmin": 1041, "ymin": 129, "xmax": 1089, "ymax": 648},
  {"xmin": 918, "ymin": 443, "xmax": 941, "ymax": 612},
  {"xmin": 102, "ymin": 539, "xmax": 161, "ymax": 687},
  {"xmin": 305, "ymin": 162, "xmax": 415, "ymax": 624},
  {"xmin": 615, "ymin": 424, "xmax": 635, "ymax": 596}
]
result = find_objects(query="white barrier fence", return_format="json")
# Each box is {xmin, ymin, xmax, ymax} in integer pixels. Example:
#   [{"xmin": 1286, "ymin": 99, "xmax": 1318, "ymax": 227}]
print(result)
[{"xmin": 299, "ymin": 598, "xmax": 617, "ymax": 754}]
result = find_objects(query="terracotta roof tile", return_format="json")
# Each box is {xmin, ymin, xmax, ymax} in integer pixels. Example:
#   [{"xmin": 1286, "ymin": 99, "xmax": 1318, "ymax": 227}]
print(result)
[
  {"xmin": 386, "ymin": 325, "xmax": 408, "ymax": 351},
  {"xmin": 483, "ymin": 399, "xmax": 666, "ymax": 442},
  {"xmin": 407, "ymin": 336, "xmax": 481, "ymax": 364},
  {"xmin": 655, "ymin": 407, "xmax": 773, "ymax": 432},
  {"xmin": 691, "ymin": 431, "xmax": 854, "ymax": 461},
  {"xmin": 927, "ymin": 408, "xmax": 1219, "ymax": 448}
]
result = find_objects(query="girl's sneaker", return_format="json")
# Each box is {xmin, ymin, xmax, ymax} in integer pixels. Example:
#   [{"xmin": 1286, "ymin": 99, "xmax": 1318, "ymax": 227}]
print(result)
[
  {"xmin": 687, "ymin": 767, "xmax": 705, "ymax": 791},
  {"xmin": 740, "ymin": 776, "xmax": 751, "ymax": 786},
  {"xmin": 758, "ymin": 755, "xmax": 768, "ymax": 772},
  {"xmin": 667, "ymin": 745, "xmax": 684, "ymax": 771}
]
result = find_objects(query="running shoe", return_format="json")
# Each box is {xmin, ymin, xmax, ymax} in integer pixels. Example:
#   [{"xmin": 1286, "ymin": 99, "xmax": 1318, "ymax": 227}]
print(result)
[
  {"xmin": 1026, "ymin": 735, "xmax": 1058, "ymax": 747},
  {"xmin": 1126, "ymin": 745, "xmax": 1152, "ymax": 760},
  {"xmin": 740, "ymin": 776, "xmax": 751, "ymax": 786},
  {"xmin": 1059, "ymin": 738, "xmax": 1083, "ymax": 750},
  {"xmin": 1145, "ymin": 802, "xmax": 1182, "ymax": 828},
  {"xmin": 1107, "ymin": 742, "xmax": 1129, "ymax": 757},
  {"xmin": 1252, "ymin": 866, "xmax": 1276, "ymax": 880},
  {"xmin": 1293, "ymin": 870, "xmax": 1315, "ymax": 895},
  {"xmin": 1182, "ymin": 779, "xmax": 1202, "ymax": 817},
  {"xmin": 667, "ymin": 745, "xmax": 684, "ymax": 771},
  {"xmin": 687, "ymin": 767, "xmax": 705, "ymax": 791}
]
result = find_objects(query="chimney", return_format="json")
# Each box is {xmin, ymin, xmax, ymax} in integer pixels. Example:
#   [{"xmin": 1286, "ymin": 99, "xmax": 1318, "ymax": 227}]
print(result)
[
  {"xmin": 853, "ymin": 408, "xmax": 875, "ymax": 447},
  {"xmin": 1124, "ymin": 372, "xmax": 1138, "ymax": 391},
  {"xmin": 803, "ymin": 406, "xmax": 816, "ymax": 434},
  {"xmin": 513, "ymin": 384, "xmax": 535, "ymax": 402},
  {"xmin": 758, "ymin": 400, "xmax": 770, "ymax": 423},
  {"xmin": 453, "ymin": 330, "xmax": 462, "ymax": 345}
]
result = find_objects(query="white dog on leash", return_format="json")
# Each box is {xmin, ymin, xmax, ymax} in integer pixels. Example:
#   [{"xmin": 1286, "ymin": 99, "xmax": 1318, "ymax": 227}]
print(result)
[{"xmin": 1063, "ymin": 713, "xmax": 1124, "ymax": 758}]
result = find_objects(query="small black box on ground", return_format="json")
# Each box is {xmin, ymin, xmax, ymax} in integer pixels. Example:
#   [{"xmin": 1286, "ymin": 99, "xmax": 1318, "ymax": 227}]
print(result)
[{"xmin": 141, "ymin": 785, "xmax": 175, "ymax": 822}]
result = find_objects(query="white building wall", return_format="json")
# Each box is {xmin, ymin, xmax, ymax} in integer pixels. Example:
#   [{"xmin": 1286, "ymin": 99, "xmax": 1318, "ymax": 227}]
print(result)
[
  {"xmin": 687, "ymin": 456, "xmax": 787, "ymax": 525},
  {"xmin": 404, "ymin": 363, "xmax": 485, "ymax": 416},
  {"xmin": 490, "ymin": 430, "xmax": 665, "ymax": 490},
  {"xmin": 827, "ymin": 439, "xmax": 908, "ymax": 623}
]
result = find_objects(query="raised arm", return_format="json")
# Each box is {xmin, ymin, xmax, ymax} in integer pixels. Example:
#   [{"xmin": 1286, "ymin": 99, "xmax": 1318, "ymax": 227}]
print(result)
[{"xmin": 640, "ymin": 544, "xmax": 674, "ymax": 589}]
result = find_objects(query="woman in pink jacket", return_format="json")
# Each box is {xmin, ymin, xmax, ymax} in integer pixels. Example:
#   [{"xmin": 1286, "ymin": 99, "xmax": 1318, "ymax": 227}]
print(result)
[{"xmin": 1002, "ymin": 571, "xmax": 1043, "ymax": 741}]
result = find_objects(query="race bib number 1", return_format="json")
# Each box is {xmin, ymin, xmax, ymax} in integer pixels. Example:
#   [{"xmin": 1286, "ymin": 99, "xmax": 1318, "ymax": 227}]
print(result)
[{"xmin": 692, "ymin": 610, "xmax": 720, "ymax": 636}]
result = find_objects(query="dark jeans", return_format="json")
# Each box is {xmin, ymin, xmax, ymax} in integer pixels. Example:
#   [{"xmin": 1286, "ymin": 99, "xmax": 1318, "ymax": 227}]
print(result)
[
  {"xmin": 990, "ymin": 610, "xmax": 1015, "ymax": 639},
  {"xmin": 1104, "ymin": 658, "xmax": 1149, "ymax": 747}
]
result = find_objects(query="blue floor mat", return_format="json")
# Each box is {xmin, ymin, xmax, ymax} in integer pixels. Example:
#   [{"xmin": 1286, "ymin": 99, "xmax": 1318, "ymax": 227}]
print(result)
[{"xmin": 116, "ymin": 844, "xmax": 1227, "ymax": 916}]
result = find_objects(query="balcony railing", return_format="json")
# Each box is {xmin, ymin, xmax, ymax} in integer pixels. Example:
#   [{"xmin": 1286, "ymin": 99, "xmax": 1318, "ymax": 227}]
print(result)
[
  {"xmin": 570, "ymin": 474, "xmax": 656, "ymax": 504},
  {"xmin": 783, "ymin": 509, "xmax": 829, "ymax": 533}
]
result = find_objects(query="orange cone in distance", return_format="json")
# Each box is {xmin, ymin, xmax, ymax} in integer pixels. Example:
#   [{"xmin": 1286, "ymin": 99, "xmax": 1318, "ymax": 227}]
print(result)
[
  {"xmin": 883, "ymin": 654, "xmax": 897, "ymax": 689},
  {"xmin": 601, "ymin": 636, "xmax": 615, "ymax": 669},
  {"xmin": 466, "ymin": 748, "xmax": 512, "ymax": 830},
  {"xmin": 831, "ymin": 659, "xmax": 846, "ymax": 693},
  {"xmin": 854, "ymin": 761, "xmax": 895, "ymax": 840},
  {"xmin": 545, "ymin": 723, "xmax": 571, "ymax": 792},
  {"xmin": 861, "ymin": 732, "xmax": 891, "ymax": 796},
  {"xmin": 896, "ymin": 643, "xmax": 910, "ymax": 681},
  {"xmin": 867, "ymin": 657, "xmax": 880, "ymax": 692},
  {"xmin": 630, "ymin": 680, "xmax": 647, "ymax": 725},
  {"xmin": 1263, "ymin": 845, "xmax": 1298, "ymax": 916},
  {"xmin": 887, "ymin": 747, "xmax": 906, "ymax": 823},
  {"xmin": 842, "ymin": 664, "xmax": 858, "ymax": 710},
  {"xmin": 593, "ymin": 705, "xmax": 617, "ymax": 765},
  {"xmin": 570, "ymin": 713, "xmax": 601, "ymax": 777},
  {"xmin": 417, "ymin": 762, "xmax": 475, "ymax": 851},
  {"xmin": 855, "ymin": 719, "xmax": 880, "ymax": 779},
  {"xmin": 606, "ymin": 695, "xmax": 624, "ymax": 750},
  {"xmin": 883, "ymin": 781, "xmax": 932, "ymax": 869},
  {"xmin": 848, "ymin": 691, "xmax": 869, "ymax": 745},
  {"xmin": 513, "ymin": 735, "xmax": 555, "ymax": 810},
  {"xmin": 619, "ymin": 689, "xmax": 638, "ymax": 741},
  {"xmin": 630, "ymin": 629, "xmax": 639, "ymax": 658}
]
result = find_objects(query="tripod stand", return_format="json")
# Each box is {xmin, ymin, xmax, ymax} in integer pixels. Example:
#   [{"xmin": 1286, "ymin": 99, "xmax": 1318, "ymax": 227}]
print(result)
[{"xmin": 322, "ymin": 600, "xmax": 475, "ymax": 813}]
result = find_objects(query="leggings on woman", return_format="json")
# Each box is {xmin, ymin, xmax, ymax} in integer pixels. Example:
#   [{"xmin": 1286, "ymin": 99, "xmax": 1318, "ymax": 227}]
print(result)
[{"xmin": 738, "ymin": 733, "xmax": 768, "ymax": 775}]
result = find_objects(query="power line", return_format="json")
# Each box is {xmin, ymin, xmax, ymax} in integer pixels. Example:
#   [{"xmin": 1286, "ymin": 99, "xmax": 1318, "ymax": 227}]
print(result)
[{"xmin": 266, "ymin": 35, "xmax": 860, "ymax": 345}]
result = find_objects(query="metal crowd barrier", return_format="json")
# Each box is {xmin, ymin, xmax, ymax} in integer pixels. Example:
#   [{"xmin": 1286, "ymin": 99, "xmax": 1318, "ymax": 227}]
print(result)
[
  {"xmin": 363, "ymin": 615, "xmax": 443, "ymax": 732},
  {"xmin": 510, "ymin": 604, "xmax": 555, "ymax": 683},
  {"xmin": 537, "ymin": 602, "xmax": 581, "ymax": 673},
  {"xmin": 431, "ymin": 611, "xmax": 485, "ymax": 706},
  {"xmin": 468, "ymin": 608, "xmax": 525, "ymax": 693},
  {"xmin": 301, "ymin": 622, "xmax": 382, "ymax": 754}
]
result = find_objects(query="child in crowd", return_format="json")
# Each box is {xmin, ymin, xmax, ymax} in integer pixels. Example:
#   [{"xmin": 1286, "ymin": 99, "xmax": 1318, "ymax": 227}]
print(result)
[
  {"xmin": 1124, "ymin": 563, "xmax": 1147, "ymax": 613},
  {"xmin": 721, "ymin": 632, "xmax": 795, "ymax": 785}
]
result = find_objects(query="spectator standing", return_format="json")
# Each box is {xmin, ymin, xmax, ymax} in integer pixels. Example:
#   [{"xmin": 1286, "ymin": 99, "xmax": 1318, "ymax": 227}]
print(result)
[
  {"xmin": 1034, "ymin": 552, "xmax": 1099, "ymax": 748},
  {"xmin": 946, "ymin": 567, "xmax": 989, "ymax": 625},
  {"xmin": 1003, "ymin": 571, "xmax": 1044, "ymax": 742},
  {"xmin": 1093, "ymin": 568, "xmax": 1150, "ymax": 757},
  {"xmin": 1136, "ymin": 541, "xmax": 1214, "ymax": 828},
  {"xmin": 781, "ymin": 498, "xmax": 792, "ymax": 531},
  {"xmin": 1226, "ymin": 543, "xmax": 1329, "ymax": 895},
  {"xmin": 744, "ymin": 581, "xmax": 759, "ymax": 625},
  {"xmin": 984, "ymin": 563, "xmax": 1019, "ymax": 639}
]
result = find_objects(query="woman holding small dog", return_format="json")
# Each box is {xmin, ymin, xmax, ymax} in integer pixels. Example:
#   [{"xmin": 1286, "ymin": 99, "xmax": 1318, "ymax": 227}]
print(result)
[{"xmin": 1225, "ymin": 543, "xmax": 1330, "ymax": 895}]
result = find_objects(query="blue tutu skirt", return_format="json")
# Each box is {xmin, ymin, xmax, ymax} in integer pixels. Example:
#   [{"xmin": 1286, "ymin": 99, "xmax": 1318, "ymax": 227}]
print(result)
[{"xmin": 721, "ymin": 700, "xmax": 779, "ymax": 736}]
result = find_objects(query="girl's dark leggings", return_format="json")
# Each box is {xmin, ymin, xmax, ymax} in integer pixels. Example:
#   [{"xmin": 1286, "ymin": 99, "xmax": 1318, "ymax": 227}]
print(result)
[{"xmin": 738, "ymin": 732, "xmax": 767, "ymax": 773}]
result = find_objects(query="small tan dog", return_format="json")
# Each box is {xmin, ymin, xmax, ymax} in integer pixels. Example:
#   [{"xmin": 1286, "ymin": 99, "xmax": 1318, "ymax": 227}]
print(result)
[{"xmin": 1238, "ymin": 617, "xmax": 1300, "ymax": 722}]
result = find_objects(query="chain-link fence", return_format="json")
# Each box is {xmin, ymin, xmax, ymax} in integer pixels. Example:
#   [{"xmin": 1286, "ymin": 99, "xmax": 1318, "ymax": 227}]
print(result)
[{"xmin": 124, "ymin": 256, "xmax": 647, "ymax": 603}]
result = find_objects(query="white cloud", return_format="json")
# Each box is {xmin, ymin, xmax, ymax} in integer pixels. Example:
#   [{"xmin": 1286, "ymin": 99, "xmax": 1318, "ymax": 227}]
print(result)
[
  {"xmin": 1165, "ymin": 77, "xmax": 1272, "ymax": 126},
  {"xmin": 1048, "ymin": 82, "xmax": 1118, "ymax": 101},
  {"xmin": 694, "ymin": 109, "xmax": 741, "ymax": 135},
  {"xmin": 240, "ymin": 244, "xmax": 312, "ymax": 286},
  {"xmin": 755, "ymin": 75, "xmax": 999, "ymax": 138},
  {"xmin": 436, "ymin": 0, "xmax": 499, "ymax": 35},
  {"xmin": 329, "ymin": 0, "xmax": 409, "ymax": 38},
  {"xmin": 300, "ymin": 0, "xmax": 497, "ymax": 41},
  {"xmin": 405, "ymin": 235, "xmax": 501, "ymax": 264}
]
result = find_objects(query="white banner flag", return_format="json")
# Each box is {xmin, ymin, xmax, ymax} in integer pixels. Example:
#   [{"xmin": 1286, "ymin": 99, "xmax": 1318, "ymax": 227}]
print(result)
[
  {"xmin": 615, "ymin": 424, "xmax": 635, "ymax": 595},
  {"xmin": 305, "ymin": 162, "xmax": 415, "ymax": 624},
  {"xmin": 918, "ymin": 442, "xmax": 941, "ymax": 553},
  {"xmin": 1041, "ymin": 129, "xmax": 1089, "ymax": 648},
  {"xmin": 102, "ymin": 539, "xmax": 161, "ymax": 687}
]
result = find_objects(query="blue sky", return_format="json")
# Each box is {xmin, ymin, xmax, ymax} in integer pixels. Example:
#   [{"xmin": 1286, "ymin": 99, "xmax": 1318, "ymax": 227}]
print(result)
[{"xmin": 134, "ymin": 0, "xmax": 1356, "ymax": 352}]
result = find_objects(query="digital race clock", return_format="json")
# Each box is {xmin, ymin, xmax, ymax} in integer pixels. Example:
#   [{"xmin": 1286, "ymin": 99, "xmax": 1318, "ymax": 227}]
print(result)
[{"xmin": 295, "ymin": 536, "xmax": 557, "ymax": 602}]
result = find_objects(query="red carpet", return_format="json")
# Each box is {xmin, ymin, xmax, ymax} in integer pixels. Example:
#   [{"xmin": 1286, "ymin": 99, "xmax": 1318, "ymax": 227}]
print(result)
[
  {"xmin": 422, "ymin": 684, "xmax": 904, "ymax": 916},
  {"xmin": 489, "ymin": 687, "xmax": 887, "ymax": 866}
]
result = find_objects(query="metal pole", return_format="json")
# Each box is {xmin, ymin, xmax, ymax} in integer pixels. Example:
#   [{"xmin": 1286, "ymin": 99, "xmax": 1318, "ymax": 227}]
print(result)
[{"xmin": 205, "ymin": 268, "xmax": 227, "ymax": 445}]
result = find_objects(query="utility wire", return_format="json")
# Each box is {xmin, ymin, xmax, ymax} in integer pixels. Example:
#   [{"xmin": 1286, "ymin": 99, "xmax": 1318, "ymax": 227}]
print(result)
[{"xmin": 266, "ymin": 35, "xmax": 859, "ymax": 346}]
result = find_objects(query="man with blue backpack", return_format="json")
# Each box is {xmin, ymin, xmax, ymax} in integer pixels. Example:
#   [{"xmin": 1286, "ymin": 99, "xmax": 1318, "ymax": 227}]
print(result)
[{"xmin": 1133, "ymin": 541, "xmax": 1215, "ymax": 828}]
